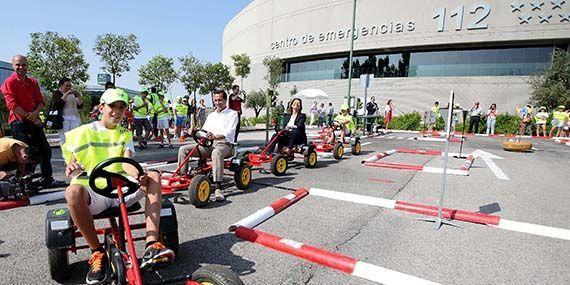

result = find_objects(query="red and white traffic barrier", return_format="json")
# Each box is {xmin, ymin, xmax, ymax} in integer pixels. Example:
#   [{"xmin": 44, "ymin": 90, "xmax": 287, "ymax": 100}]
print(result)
[
  {"xmin": 361, "ymin": 149, "xmax": 397, "ymax": 164},
  {"xmin": 309, "ymin": 187, "xmax": 570, "ymax": 241},
  {"xmin": 229, "ymin": 188, "xmax": 309, "ymax": 231},
  {"xmin": 234, "ymin": 226, "xmax": 439, "ymax": 285},
  {"xmin": 0, "ymin": 190, "xmax": 65, "ymax": 211},
  {"xmin": 396, "ymin": 148, "xmax": 442, "ymax": 156},
  {"xmin": 554, "ymin": 138, "xmax": 570, "ymax": 146},
  {"xmin": 460, "ymin": 155, "xmax": 475, "ymax": 171}
]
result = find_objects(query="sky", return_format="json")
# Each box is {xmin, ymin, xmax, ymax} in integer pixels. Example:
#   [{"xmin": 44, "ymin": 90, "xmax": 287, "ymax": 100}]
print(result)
[{"xmin": 0, "ymin": 0, "xmax": 251, "ymax": 99}]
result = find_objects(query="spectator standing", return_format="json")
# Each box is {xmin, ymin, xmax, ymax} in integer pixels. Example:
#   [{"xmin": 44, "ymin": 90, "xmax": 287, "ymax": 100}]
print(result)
[
  {"xmin": 467, "ymin": 101, "xmax": 483, "ymax": 133},
  {"xmin": 317, "ymin": 103, "xmax": 326, "ymax": 128},
  {"xmin": 228, "ymin": 85, "xmax": 245, "ymax": 142},
  {"xmin": 174, "ymin": 97, "xmax": 189, "ymax": 138},
  {"xmin": 148, "ymin": 87, "xmax": 160, "ymax": 139},
  {"xmin": 485, "ymin": 103, "xmax": 498, "ymax": 135},
  {"xmin": 428, "ymin": 101, "xmax": 440, "ymax": 133},
  {"xmin": 187, "ymin": 98, "xmax": 196, "ymax": 130},
  {"xmin": 52, "ymin": 78, "xmax": 83, "ymax": 145},
  {"xmin": 534, "ymin": 107, "xmax": 549, "ymax": 137},
  {"xmin": 326, "ymin": 102, "xmax": 335, "ymax": 125},
  {"xmin": 517, "ymin": 105, "xmax": 533, "ymax": 136},
  {"xmin": 309, "ymin": 101, "xmax": 318, "ymax": 126},
  {"xmin": 549, "ymin": 105, "xmax": 567, "ymax": 137},
  {"xmin": 365, "ymin": 96, "xmax": 379, "ymax": 133},
  {"xmin": 196, "ymin": 99, "xmax": 207, "ymax": 129},
  {"xmin": 0, "ymin": 55, "xmax": 55, "ymax": 187},
  {"xmin": 155, "ymin": 92, "xmax": 172, "ymax": 148},
  {"xmin": 132, "ymin": 89, "xmax": 152, "ymax": 149},
  {"xmin": 384, "ymin": 99, "xmax": 394, "ymax": 132}
]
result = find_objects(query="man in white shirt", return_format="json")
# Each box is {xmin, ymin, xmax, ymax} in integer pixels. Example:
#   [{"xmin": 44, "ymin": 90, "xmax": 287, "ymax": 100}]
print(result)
[
  {"xmin": 467, "ymin": 101, "xmax": 483, "ymax": 134},
  {"xmin": 177, "ymin": 89, "xmax": 238, "ymax": 201}
]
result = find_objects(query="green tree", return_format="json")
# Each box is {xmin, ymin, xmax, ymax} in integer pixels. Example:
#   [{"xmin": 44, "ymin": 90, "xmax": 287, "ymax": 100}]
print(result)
[
  {"xmin": 199, "ymin": 62, "xmax": 234, "ymax": 103},
  {"xmin": 262, "ymin": 56, "xmax": 284, "ymax": 141},
  {"xmin": 138, "ymin": 54, "xmax": 178, "ymax": 92},
  {"xmin": 27, "ymin": 31, "xmax": 89, "ymax": 91},
  {"xmin": 245, "ymin": 89, "xmax": 267, "ymax": 117},
  {"xmin": 179, "ymin": 54, "xmax": 204, "ymax": 101},
  {"xmin": 93, "ymin": 33, "xmax": 141, "ymax": 84},
  {"xmin": 530, "ymin": 49, "xmax": 570, "ymax": 109},
  {"xmin": 231, "ymin": 53, "xmax": 251, "ymax": 89}
]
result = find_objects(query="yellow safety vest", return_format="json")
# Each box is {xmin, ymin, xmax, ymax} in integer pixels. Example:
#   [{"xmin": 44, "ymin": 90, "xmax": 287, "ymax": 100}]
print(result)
[
  {"xmin": 62, "ymin": 123, "xmax": 133, "ymax": 187},
  {"xmin": 175, "ymin": 103, "xmax": 188, "ymax": 117},
  {"xmin": 534, "ymin": 112, "xmax": 548, "ymax": 124},
  {"xmin": 553, "ymin": 111, "xmax": 566, "ymax": 121},
  {"xmin": 334, "ymin": 113, "xmax": 355, "ymax": 131},
  {"xmin": 155, "ymin": 98, "xmax": 171, "ymax": 119},
  {"xmin": 133, "ymin": 96, "xmax": 150, "ymax": 118}
]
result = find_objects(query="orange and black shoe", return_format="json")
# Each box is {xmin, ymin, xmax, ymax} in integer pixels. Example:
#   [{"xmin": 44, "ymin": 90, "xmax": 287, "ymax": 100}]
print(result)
[
  {"xmin": 140, "ymin": 241, "xmax": 175, "ymax": 271},
  {"xmin": 86, "ymin": 251, "xmax": 109, "ymax": 285}
]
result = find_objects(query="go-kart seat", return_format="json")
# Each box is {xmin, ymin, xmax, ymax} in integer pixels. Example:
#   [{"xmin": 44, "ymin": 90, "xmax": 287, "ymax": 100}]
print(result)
[{"xmin": 92, "ymin": 202, "xmax": 142, "ymax": 219}]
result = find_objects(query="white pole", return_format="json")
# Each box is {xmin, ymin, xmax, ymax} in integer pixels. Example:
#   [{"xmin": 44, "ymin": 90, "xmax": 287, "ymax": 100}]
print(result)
[{"xmin": 435, "ymin": 90, "xmax": 455, "ymax": 230}]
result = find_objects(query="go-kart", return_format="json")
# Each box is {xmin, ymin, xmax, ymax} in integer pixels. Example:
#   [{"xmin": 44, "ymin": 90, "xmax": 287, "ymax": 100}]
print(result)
[
  {"xmin": 0, "ymin": 173, "xmax": 42, "ymax": 200},
  {"xmin": 246, "ymin": 127, "xmax": 318, "ymax": 176},
  {"xmin": 45, "ymin": 157, "xmax": 243, "ymax": 284},
  {"xmin": 160, "ymin": 129, "xmax": 252, "ymax": 208},
  {"xmin": 314, "ymin": 122, "xmax": 362, "ymax": 160}
]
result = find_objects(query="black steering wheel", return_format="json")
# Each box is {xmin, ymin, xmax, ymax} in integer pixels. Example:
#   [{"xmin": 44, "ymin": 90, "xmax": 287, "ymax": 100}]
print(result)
[
  {"xmin": 192, "ymin": 129, "xmax": 214, "ymax": 147},
  {"xmin": 89, "ymin": 157, "xmax": 144, "ymax": 199},
  {"xmin": 331, "ymin": 122, "xmax": 343, "ymax": 131}
]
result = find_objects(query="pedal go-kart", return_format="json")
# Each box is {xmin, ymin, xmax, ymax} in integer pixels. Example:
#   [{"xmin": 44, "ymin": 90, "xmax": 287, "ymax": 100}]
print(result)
[
  {"xmin": 160, "ymin": 129, "xmax": 252, "ymax": 207},
  {"xmin": 246, "ymin": 127, "xmax": 318, "ymax": 176},
  {"xmin": 314, "ymin": 122, "xmax": 362, "ymax": 160},
  {"xmin": 45, "ymin": 157, "xmax": 243, "ymax": 284},
  {"xmin": 0, "ymin": 173, "xmax": 42, "ymax": 200}
]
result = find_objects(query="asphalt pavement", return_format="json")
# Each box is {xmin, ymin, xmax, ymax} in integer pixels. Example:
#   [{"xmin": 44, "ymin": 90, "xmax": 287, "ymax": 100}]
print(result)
[{"xmin": 0, "ymin": 128, "xmax": 569, "ymax": 284}]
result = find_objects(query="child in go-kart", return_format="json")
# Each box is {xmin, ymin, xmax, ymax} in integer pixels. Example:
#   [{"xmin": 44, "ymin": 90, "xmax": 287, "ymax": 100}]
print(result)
[
  {"xmin": 62, "ymin": 89, "xmax": 174, "ymax": 285},
  {"xmin": 334, "ymin": 104, "xmax": 355, "ymax": 144}
]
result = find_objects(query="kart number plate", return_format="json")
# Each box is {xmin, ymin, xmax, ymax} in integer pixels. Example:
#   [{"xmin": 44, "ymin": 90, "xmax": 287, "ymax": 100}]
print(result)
[
  {"xmin": 50, "ymin": 220, "xmax": 69, "ymax": 230},
  {"xmin": 160, "ymin": 208, "xmax": 172, "ymax": 217}
]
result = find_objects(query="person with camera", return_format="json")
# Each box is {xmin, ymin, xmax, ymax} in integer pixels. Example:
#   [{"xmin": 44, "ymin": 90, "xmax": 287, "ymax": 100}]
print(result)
[
  {"xmin": 52, "ymin": 77, "xmax": 83, "ymax": 145},
  {"xmin": 0, "ymin": 55, "xmax": 55, "ymax": 188},
  {"xmin": 0, "ymin": 137, "xmax": 40, "ymax": 181},
  {"xmin": 228, "ymin": 84, "xmax": 245, "ymax": 142}
]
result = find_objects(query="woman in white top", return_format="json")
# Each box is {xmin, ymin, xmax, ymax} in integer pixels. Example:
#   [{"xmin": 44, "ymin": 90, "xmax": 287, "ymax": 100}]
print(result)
[
  {"xmin": 53, "ymin": 78, "xmax": 83, "ymax": 145},
  {"xmin": 485, "ymin": 103, "xmax": 498, "ymax": 135}
]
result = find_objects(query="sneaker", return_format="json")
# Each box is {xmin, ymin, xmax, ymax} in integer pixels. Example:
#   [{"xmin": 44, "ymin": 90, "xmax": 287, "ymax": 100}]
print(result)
[
  {"xmin": 158, "ymin": 144, "xmax": 164, "ymax": 149},
  {"xmin": 140, "ymin": 242, "xmax": 175, "ymax": 271},
  {"xmin": 86, "ymin": 251, "xmax": 108, "ymax": 285},
  {"xmin": 214, "ymin": 189, "xmax": 225, "ymax": 202},
  {"xmin": 168, "ymin": 144, "xmax": 173, "ymax": 148}
]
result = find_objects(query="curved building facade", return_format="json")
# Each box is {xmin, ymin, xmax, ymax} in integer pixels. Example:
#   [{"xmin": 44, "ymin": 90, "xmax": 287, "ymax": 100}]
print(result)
[{"xmin": 222, "ymin": 0, "xmax": 570, "ymax": 114}]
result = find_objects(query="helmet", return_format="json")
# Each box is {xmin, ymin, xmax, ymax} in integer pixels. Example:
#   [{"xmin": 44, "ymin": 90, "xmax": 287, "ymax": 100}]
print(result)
[
  {"xmin": 340, "ymin": 104, "xmax": 349, "ymax": 111},
  {"xmin": 558, "ymin": 105, "xmax": 566, "ymax": 110}
]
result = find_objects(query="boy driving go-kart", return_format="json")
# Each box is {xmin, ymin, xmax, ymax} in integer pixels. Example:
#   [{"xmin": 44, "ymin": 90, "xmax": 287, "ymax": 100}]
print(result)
[
  {"xmin": 334, "ymin": 104, "xmax": 355, "ymax": 144},
  {"xmin": 177, "ymin": 89, "xmax": 238, "ymax": 202},
  {"xmin": 62, "ymin": 88, "xmax": 174, "ymax": 284}
]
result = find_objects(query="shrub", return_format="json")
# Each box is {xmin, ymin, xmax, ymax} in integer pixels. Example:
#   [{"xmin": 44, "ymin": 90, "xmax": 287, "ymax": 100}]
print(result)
[
  {"xmin": 389, "ymin": 112, "xmax": 422, "ymax": 131},
  {"xmin": 495, "ymin": 113, "xmax": 521, "ymax": 135}
]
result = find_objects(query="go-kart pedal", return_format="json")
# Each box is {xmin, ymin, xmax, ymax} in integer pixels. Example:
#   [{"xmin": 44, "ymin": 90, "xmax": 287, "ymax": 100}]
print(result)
[{"xmin": 140, "ymin": 242, "xmax": 175, "ymax": 271}]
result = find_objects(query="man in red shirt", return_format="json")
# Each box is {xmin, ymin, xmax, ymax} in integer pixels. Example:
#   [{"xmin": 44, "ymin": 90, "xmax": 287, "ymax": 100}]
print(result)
[
  {"xmin": 228, "ymin": 84, "xmax": 245, "ymax": 142},
  {"xmin": 0, "ymin": 55, "xmax": 55, "ymax": 187}
]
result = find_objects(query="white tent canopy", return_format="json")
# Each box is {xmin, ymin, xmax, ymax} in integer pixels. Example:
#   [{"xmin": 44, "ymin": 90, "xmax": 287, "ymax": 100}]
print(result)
[{"xmin": 294, "ymin": 88, "xmax": 329, "ymax": 99}]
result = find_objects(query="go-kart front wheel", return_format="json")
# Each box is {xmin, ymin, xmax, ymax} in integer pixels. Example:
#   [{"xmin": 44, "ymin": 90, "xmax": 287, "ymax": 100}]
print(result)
[
  {"xmin": 270, "ymin": 155, "xmax": 288, "ymax": 176},
  {"xmin": 188, "ymin": 175, "xmax": 212, "ymax": 208},
  {"xmin": 304, "ymin": 150, "xmax": 318, "ymax": 168},
  {"xmin": 47, "ymin": 248, "xmax": 70, "ymax": 282},
  {"xmin": 351, "ymin": 141, "xmax": 362, "ymax": 155},
  {"xmin": 333, "ymin": 142, "xmax": 344, "ymax": 160},
  {"xmin": 234, "ymin": 165, "xmax": 252, "ymax": 190},
  {"xmin": 191, "ymin": 264, "xmax": 243, "ymax": 285}
]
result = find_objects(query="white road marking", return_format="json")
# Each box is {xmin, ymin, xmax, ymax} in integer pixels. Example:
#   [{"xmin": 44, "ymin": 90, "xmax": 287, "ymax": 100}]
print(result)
[
  {"xmin": 309, "ymin": 187, "xmax": 397, "ymax": 209},
  {"xmin": 494, "ymin": 219, "xmax": 570, "ymax": 241},
  {"xmin": 353, "ymin": 261, "xmax": 440, "ymax": 285}
]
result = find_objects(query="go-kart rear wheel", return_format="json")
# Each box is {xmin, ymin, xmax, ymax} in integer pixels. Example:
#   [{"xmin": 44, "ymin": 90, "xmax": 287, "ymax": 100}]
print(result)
[
  {"xmin": 304, "ymin": 150, "xmax": 318, "ymax": 168},
  {"xmin": 191, "ymin": 264, "xmax": 243, "ymax": 285},
  {"xmin": 47, "ymin": 248, "xmax": 70, "ymax": 282},
  {"xmin": 234, "ymin": 165, "xmax": 252, "ymax": 190},
  {"xmin": 188, "ymin": 175, "xmax": 212, "ymax": 208},
  {"xmin": 160, "ymin": 230, "xmax": 179, "ymax": 256},
  {"xmin": 333, "ymin": 143, "xmax": 344, "ymax": 160},
  {"xmin": 351, "ymin": 141, "xmax": 362, "ymax": 155},
  {"xmin": 270, "ymin": 155, "xmax": 288, "ymax": 176}
]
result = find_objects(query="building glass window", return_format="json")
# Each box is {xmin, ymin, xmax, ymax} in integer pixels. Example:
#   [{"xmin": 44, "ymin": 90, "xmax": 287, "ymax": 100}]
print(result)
[
  {"xmin": 408, "ymin": 47, "xmax": 553, "ymax": 77},
  {"xmin": 283, "ymin": 46, "xmax": 554, "ymax": 82}
]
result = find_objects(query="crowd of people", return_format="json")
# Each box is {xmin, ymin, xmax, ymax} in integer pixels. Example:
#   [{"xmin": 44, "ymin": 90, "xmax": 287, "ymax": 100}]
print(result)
[{"xmin": 426, "ymin": 100, "xmax": 570, "ymax": 137}]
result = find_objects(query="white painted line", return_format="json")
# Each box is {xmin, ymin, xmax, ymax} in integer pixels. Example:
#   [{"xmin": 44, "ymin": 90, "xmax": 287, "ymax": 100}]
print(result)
[
  {"xmin": 309, "ymin": 188, "xmax": 396, "ymax": 209},
  {"xmin": 422, "ymin": 167, "xmax": 469, "ymax": 176},
  {"xmin": 494, "ymin": 219, "xmax": 570, "ymax": 241},
  {"xmin": 353, "ymin": 261, "xmax": 440, "ymax": 285},
  {"xmin": 481, "ymin": 157, "xmax": 509, "ymax": 180},
  {"xmin": 416, "ymin": 137, "xmax": 446, "ymax": 142}
]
